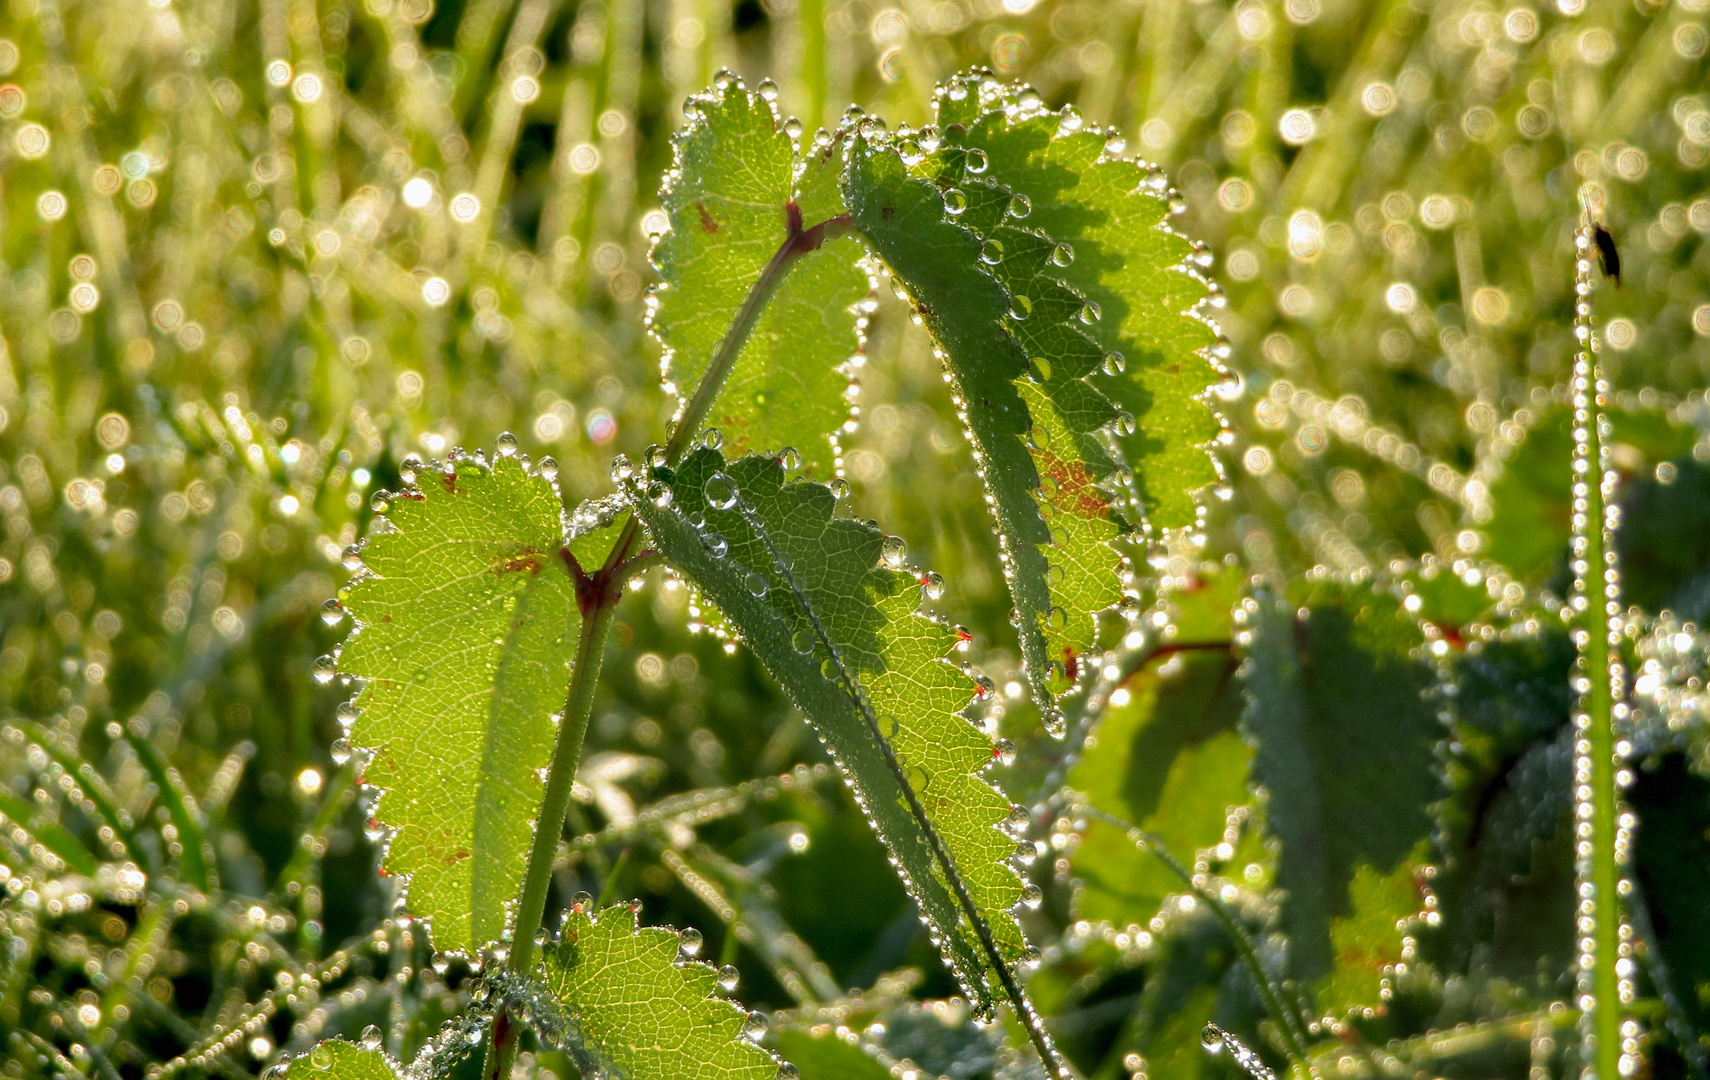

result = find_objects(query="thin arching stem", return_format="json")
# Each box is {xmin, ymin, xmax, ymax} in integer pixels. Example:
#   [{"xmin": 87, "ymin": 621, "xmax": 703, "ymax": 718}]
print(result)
[{"xmin": 1083, "ymin": 806, "xmax": 1314, "ymax": 1079}]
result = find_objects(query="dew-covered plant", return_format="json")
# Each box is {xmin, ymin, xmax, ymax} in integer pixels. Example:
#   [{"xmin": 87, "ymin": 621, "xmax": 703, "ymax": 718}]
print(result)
[{"xmin": 4, "ymin": 3, "xmax": 1710, "ymax": 1080}]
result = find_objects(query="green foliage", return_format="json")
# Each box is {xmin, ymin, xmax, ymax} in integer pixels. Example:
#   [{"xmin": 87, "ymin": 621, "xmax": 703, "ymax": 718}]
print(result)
[
  {"xmin": 535, "ymin": 904, "xmax": 780, "ymax": 1080},
  {"xmin": 633, "ymin": 448, "xmax": 1023, "ymax": 1010},
  {"xmin": 338, "ymin": 452, "xmax": 583, "ymax": 954},
  {"xmin": 1239, "ymin": 586, "xmax": 1438, "ymax": 993},
  {"xmin": 8, "ymin": 3, "xmax": 1710, "ymax": 1079},
  {"xmin": 281, "ymin": 1040, "xmax": 403, "ymax": 1080},
  {"xmin": 652, "ymin": 83, "xmax": 867, "ymax": 479}
]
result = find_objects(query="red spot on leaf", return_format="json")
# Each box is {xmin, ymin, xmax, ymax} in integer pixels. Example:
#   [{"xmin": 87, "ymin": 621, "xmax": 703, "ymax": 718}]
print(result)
[
  {"xmin": 696, "ymin": 201, "xmax": 718, "ymax": 233},
  {"xmin": 1063, "ymin": 647, "xmax": 1079, "ymax": 682}
]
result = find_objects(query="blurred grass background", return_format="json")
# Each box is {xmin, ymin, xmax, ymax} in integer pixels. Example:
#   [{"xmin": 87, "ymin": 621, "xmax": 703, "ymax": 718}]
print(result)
[{"xmin": 1, "ymin": 0, "xmax": 1708, "ymax": 1075}]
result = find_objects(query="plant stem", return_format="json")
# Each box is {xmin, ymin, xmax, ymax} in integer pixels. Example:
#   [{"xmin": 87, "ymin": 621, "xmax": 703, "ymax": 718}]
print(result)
[
  {"xmin": 482, "ymin": 594, "xmax": 618, "ymax": 1080},
  {"xmin": 599, "ymin": 207, "xmax": 852, "ymax": 578},
  {"xmin": 1084, "ymin": 806, "xmax": 1314, "ymax": 1079},
  {"xmin": 483, "ymin": 205, "xmax": 848, "ymax": 1080},
  {"xmin": 1570, "ymin": 196, "xmax": 1624, "ymax": 1080}
]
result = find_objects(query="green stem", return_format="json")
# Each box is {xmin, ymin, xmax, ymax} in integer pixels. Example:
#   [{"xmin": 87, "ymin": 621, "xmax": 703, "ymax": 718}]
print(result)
[
  {"xmin": 1084, "ymin": 807, "xmax": 1314, "ymax": 1079},
  {"xmin": 1572, "ymin": 209, "xmax": 1622, "ymax": 1080},
  {"xmin": 482, "ymin": 206, "xmax": 846, "ymax": 1080},
  {"xmin": 600, "ymin": 208, "xmax": 852, "ymax": 575},
  {"xmin": 483, "ymin": 594, "xmax": 619, "ymax": 1080}
]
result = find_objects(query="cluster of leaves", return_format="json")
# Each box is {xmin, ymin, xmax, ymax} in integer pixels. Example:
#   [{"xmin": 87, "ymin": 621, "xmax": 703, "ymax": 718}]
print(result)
[{"xmin": 2, "ymin": 3, "xmax": 1710, "ymax": 1080}]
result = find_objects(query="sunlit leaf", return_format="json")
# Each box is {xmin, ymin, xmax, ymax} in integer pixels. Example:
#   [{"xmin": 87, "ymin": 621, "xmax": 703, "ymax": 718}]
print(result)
[
  {"xmin": 938, "ymin": 78, "xmax": 1223, "ymax": 533},
  {"xmin": 338, "ymin": 452, "xmax": 588, "ymax": 954},
  {"xmin": 281, "ymin": 1041, "xmax": 402, "ymax": 1080},
  {"xmin": 651, "ymin": 80, "xmax": 866, "ymax": 478},
  {"xmin": 533, "ymin": 904, "xmax": 780, "ymax": 1080}
]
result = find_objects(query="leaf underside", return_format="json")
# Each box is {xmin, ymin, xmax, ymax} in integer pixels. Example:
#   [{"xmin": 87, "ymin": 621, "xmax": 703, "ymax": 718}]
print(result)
[
  {"xmin": 1240, "ymin": 585, "xmax": 1439, "ymax": 1009},
  {"xmin": 338, "ymin": 453, "xmax": 580, "ymax": 955},
  {"xmin": 634, "ymin": 449, "xmax": 1023, "ymax": 1012},
  {"xmin": 942, "ymin": 78, "xmax": 1224, "ymax": 531},
  {"xmin": 844, "ymin": 79, "xmax": 1221, "ymax": 722},
  {"xmin": 651, "ymin": 82, "xmax": 867, "ymax": 480}
]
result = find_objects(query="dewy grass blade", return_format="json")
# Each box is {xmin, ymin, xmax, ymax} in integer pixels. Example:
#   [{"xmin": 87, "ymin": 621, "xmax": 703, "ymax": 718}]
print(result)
[{"xmin": 1569, "ymin": 182, "xmax": 1633, "ymax": 1080}]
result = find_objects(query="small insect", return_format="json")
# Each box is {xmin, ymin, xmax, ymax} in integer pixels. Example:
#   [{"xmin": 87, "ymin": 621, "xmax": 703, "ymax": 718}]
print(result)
[{"xmin": 1592, "ymin": 222, "xmax": 1620, "ymax": 287}]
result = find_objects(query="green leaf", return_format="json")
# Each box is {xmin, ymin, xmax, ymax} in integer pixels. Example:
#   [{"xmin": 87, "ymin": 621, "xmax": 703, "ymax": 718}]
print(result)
[
  {"xmin": 937, "ymin": 77, "xmax": 1223, "ymax": 533},
  {"xmin": 843, "ymin": 131, "xmax": 1084, "ymax": 725},
  {"xmin": 651, "ymin": 80, "xmax": 866, "ymax": 479},
  {"xmin": 772, "ymin": 1029, "xmax": 894, "ymax": 1080},
  {"xmin": 1069, "ymin": 646, "xmax": 1247, "ymax": 929},
  {"xmin": 1630, "ymin": 754, "xmax": 1710, "ymax": 1034},
  {"xmin": 1485, "ymin": 406, "xmax": 1696, "ymax": 586},
  {"xmin": 907, "ymin": 110, "xmax": 1131, "ymax": 710},
  {"xmin": 634, "ymin": 448, "xmax": 1024, "ymax": 1013},
  {"xmin": 338, "ymin": 452, "xmax": 584, "ymax": 955},
  {"xmin": 534, "ymin": 904, "xmax": 779, "ymax": 1080},
  {"xmin": 281, "ymin": 1040, "xmax": 403, "ymax": 1080},
  {"xmin": 1239, "ymin": 585, "xmax": 1439, "ymax": 998},
  {"xmin": 0, "ymin": 791, "xmax": 99, "ymax": 877},
  {"xmin": 1434, "ymin": 630, "xmax": 1576, "ymax": 978}
]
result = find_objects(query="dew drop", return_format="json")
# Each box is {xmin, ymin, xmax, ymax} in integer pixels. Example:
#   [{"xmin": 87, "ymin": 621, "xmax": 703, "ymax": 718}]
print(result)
[
  {"xmin": 495, "ymin": 431, "xmax": 519, "ymax": 457},
  {"xmin": 943, "ymin": 188, "xmax": 968, "ymax": 215},
  {"xmin": 610, "ymin": 454, "xmax": 635, "ymax": 483},
  {"xmin": 828, "ymin": 477, "xmax": 851, "ymax": 500},
  {"xmin": 1018, "ymin": 945, "xmax": 1042, "ymax": 968},
  {"xmin": 1115, "ymin": 411, "xmax": 1137, "ymax": 436},
  {"xmin": 995, "ymin": 738, "xmax": 1017, "ymax": 766},
  {"xmin": 1018, "ymin": 87, "xmax": 1043, "ymax": 111},
  {"xmin": 965, "ymin": 148, "xmax": 989, "ymax": 174},
  {"xmin": 1101, "ymin": 351, "xmax": 1127, "ymax": 376},
  {"xmin": 645, "ymin": 444, "xmax": 669, "ymax": 470},
  {"xmin": 757, "ymin": 78, "xmax": 779, "ymax": 101},
  {"xmin": 1201, "ymin": 1024, "xmax": 1224, "ymax": 1054},
  {"xmin": 1009, "ymin": 295, "xmax": 1032, "ymax": 321},
  {"xmin": 1006, "ymin": 805, "xmax": 1031, "ymax": 832},
  {"xmin": 745, "ymin": 572, "xmax": 770, "ymax": 598},
  {"xmin": 703, "ymin": 533, "xmax": 729, "ymax": 558},
  {"xmin": 336, "ymin": 702, "xmax": 358, "ymax": 730},
  {"xmin": 1021, "ymin": 883, "xmax": 1044, "ymax": 909},
  {"xmin": 330, "ymin": 738, "xmax": 352, "ymax": 765},
  {"xmin": 881, "ymin": 535, "xmax": 908, "ymax": 567},
  {"xmin": 920, "ymin": 571, "xmax": 945, "ymax": 599},
  {"xmin": 313, "ymin": 655, "xmax": 338, "ymax": 684},
  {"xmin": 792, "ymin": 628, "xmax": 815, "ymax": 654},
  {"xmin": 399, "ymin": 455, "xmax": 422, "ymax": 484},
  {"xmin": 980, "ymin": 239, "xmax": 1004, "ymax": 265},
  {"xmin": 539, "ymin": 456, "xmax": 559, "ymax": 481},
  {"xmin": 679, "ymin": 927, "xmax": 703, "ymax": 957},
  {"xmin": 370, "ymin": 491, "xmax": 390, "ymax": 514},
  {"xmin": 821, "ymin": 657, "xmax": 839, "ymax": 678},
  {"xmin": 648, "ymin": 482, "xmax": 674, "ymax": 508},
  {"xmin": 1079, "ymin": 301, "xmax": 1102, "ymax": 325},
  {"xmin": 777, "ymin": 446, "xmax": 801, "ymax": 471},
  {"xmin": 1007, "ymin": 193, "xmax": 1031, "ymax": 219},
  {"xmin": 309, "ymin": 1045, "xmax": 334, "ymax": 1070},
  {"xmin": 783, "ymin": 117, "xmax": 803, "ymax": 138},
  {"xmin": 1050, "ymin": 243, "xmax": 1075, "ymax": 267},
  {"xmin": 778, "ymin": 1066, "xmax": 799, "ymax": 1080},
  {"xmin": 342, "ymin": 545, "xmax": 363, "ymax": 572},
  {"xmin": 320, "ymin": 598, "xmax": 344, "ymax": 626},
  {"xmin": 705, "ymin": 472, "xmax": 739, "ymax": 510},
  {"xmin": 359, "ymin": 1025, "xmax": 382, "ymax": 1052},
  {"xmin": 741, "ymin": 1011, "xmax": 768, "ymax": 1041},
  {"xmin": 718, "ymin": 964, "xmax": 740, "ymax": 992},
  {"xmin": 571, "ymin": 889, "xmax": 593, "ymax": 911},
  {"xmin": 700, "ymin": 427, "xmax": 724, "ymax": 450}
]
